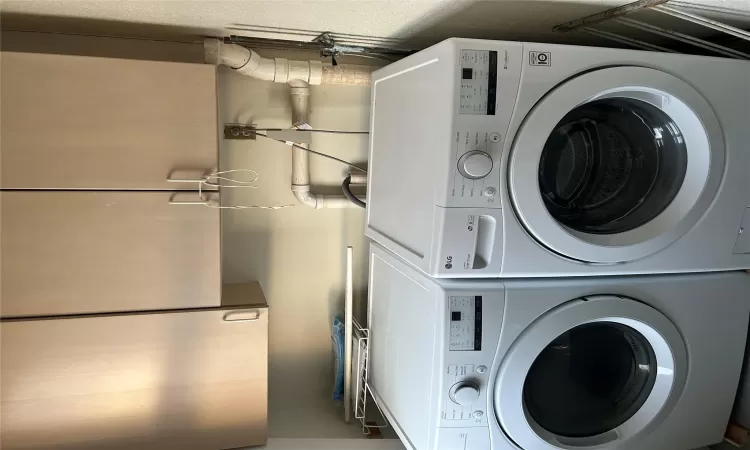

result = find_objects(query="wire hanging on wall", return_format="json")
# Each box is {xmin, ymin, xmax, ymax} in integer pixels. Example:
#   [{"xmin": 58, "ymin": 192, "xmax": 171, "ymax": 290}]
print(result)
[{"xmin": 199, "ymin": 169, "xmax": 295, "ymax": 210}]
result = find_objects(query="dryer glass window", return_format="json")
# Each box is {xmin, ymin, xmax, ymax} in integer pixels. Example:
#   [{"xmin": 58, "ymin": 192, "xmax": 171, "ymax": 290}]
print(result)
[
  {"xmin": 538, "ymin": 98, "xmax": 688, "ymax": 235},
  {"xmin": 523, "ymin": 322, "xmax": 657, "ymax": 437}
]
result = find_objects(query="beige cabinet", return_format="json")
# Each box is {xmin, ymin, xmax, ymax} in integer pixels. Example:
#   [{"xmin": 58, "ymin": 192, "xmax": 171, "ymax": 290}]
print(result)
[
  {"xmin": 0, "ymin": 191, "xmax": 220, "ymax": 317},
  {"xmin": 0, "ymin": 35, "xmax": 267, "ymax": 450},
  {"xmin": 0, "ymin": 305, "xmax": 268, "ymax": 450},
  {"xmin": 0, "ymin": 51, "xmax": 218, "ymax": 190}
]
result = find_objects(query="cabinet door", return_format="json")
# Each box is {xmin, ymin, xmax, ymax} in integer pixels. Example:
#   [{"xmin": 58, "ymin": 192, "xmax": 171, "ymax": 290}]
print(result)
[
  {"xmin": 1, "ymin": 307, "xmax": 268, "ymax": 450},
  {"xmin": 0, "ymin": 191, "xmax": 220, "ymax": 317},
  {"xmin": 0, "ymin": 51, "xmax": 218, "ymax": 189}
]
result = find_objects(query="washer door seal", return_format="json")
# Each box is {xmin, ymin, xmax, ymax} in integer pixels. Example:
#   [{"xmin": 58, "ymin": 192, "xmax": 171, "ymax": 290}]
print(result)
[
  {"xmin": 508, "ymin": 66, "xmax": 724, "ymax": 263},
  {"xmin": 493, "ymin": 295, "xmax": 687, "ymax": 450}
]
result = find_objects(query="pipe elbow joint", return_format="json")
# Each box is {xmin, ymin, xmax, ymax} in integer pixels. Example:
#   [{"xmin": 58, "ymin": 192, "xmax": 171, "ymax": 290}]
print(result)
[{"xmin": 292, "ymin": 186, "xmax": 321, "ymax": 209}]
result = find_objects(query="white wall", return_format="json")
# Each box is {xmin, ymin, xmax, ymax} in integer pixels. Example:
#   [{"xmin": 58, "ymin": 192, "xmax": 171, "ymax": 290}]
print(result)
[{"xmin": 219, "ymin": 50, "xmax": 376, "ymax": 438}]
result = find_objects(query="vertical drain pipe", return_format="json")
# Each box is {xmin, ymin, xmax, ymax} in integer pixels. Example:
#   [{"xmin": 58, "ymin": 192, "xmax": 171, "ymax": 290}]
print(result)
[
  {"xmin": 289, "ymin": 79, "xmax": 358, "ymax": 209},
  {"xmin": 289, "ymin": 80, "xmax": 316, "ymax": 208}
]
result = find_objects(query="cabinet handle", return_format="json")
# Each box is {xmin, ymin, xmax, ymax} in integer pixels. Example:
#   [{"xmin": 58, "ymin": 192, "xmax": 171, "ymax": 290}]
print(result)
[
  {"xmin": 223, "ymin": 310, "xmax": 261, "ymax": 322},
  {"xmin": 166, "ymin": 169, "xmax": 214, "ymax": 184},
  {"xmin": 168, "ymin": 192, "xmax": 218, "ymax": 206}
]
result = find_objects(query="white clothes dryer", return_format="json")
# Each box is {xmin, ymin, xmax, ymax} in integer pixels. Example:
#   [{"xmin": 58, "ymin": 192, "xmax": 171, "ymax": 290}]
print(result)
[
  {"xmin": 367, "ymin": 243, "xmax": 750, "ymax": 450},
  {"xmin": 365, "ymin": 38, "xmax": 750, "ymax": 277}
]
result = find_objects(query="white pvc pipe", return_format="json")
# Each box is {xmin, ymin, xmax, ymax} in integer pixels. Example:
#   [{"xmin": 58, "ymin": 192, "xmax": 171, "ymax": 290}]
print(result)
[
  {"xmin": 236, "ymin": 49, "xmax": 276, "ymax": 81},
  {"xmin": 205, "ymin": 38, "xmax": 368, "ymax": 208},
  {"xmin": 348, "ymin": 173, "xmax": 368, "ymax": 185},
  {"xmin": 322, "ymin": 64, "xmax": 374, "ymax": 86},
  {"xmin": 289, "ymin": 82, "xmax": 311, "ymax": 188},
  {"xmin": 205, "ymin": 38, "xmax": 372, "ymax": 86},
  {"xmin": 288, "ymin": 80, "xmax": 360, "ymax": 209}
]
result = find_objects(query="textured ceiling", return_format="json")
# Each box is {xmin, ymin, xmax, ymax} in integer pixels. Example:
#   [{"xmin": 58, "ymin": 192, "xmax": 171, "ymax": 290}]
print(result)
[{"xmin": 2, "ymin": 1, "xmax": 749, "ymax": 48}]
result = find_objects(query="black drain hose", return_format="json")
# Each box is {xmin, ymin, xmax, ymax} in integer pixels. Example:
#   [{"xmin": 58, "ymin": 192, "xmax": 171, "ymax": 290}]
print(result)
[{"xmin": 342, "ymin": 175, "xmax": 366, "ymax": 209}]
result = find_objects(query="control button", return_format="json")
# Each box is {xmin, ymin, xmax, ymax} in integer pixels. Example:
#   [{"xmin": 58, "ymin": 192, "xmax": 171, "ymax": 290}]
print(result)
[
  {"xmin": 458, "ymin": 151, "xmax": 493, "ymax": 180},
  {"xmin": 450, "ymin": 382, "xmax": 480, "ymax": 406},
  {"xmin": 482, "ymin": 187, "xmax": 496, "ymax": 197},
  {"xmin": 489, "ymin": 132, "xmax": 501, "ymax": 143},
  {"xmin": 476, "ymin": 365, "xmax": 488, "ymax": 374},
  {"xmin": 473, "ymin": 410, "xmax": 484, "ymax": 419}
]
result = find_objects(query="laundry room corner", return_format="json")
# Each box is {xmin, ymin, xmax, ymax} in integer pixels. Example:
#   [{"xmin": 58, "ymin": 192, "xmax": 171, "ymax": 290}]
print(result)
[
  {"xmin": 2, "ymin": 1, "xmax": 750, "ymax": 449},
  {"xmin": 218, "ymin": 49, "xmax": 376, "ymax": 438}
]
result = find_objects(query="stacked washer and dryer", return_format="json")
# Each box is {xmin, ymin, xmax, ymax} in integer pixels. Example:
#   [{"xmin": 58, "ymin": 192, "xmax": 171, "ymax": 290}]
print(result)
[{"xmin": 364, "ymin": 38, "xmax": 750, "ymax": 450}]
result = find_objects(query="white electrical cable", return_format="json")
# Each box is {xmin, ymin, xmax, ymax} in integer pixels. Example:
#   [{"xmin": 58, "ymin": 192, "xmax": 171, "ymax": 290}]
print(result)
[
  {"xmin": 205, "ymin": 203, "xmax": 294, "ymax": 210},
  {"xmin": 199, "ymin": 169, "xmax": 295, "ymax": 210},
  {"xmin": 202, "ymin": 168, "xmax": 260, "ymax": 189}
]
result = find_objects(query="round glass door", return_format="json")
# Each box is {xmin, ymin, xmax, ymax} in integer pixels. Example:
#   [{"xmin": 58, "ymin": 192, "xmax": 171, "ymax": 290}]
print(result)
[
  {"xmin": 494, "ymin": 295, "xmax": 688, "ymax": 450},
  {"xmin": 523, "ymin": 322, "xmax": 657, "ymax": 438},
  {"xmin": 508, "ymin": 67, "xmax": 725, "ymax": 263},
  {"xmin": 538, "ymin": 98, "xmax": 687, "ymax": 235}
]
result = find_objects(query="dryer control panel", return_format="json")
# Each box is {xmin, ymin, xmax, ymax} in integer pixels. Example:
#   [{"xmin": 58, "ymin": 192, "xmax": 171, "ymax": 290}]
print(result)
[
  {"xmin": 444, "ymin": 46, "xmax": 522, "ymax": 210},
  {"xmin": 447, "ymin": 130, "xmax": 504, "ymax": 208}
]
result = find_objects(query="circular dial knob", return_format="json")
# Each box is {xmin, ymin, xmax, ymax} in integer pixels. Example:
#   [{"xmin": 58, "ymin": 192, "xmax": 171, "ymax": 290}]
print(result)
[
  {"xmin": 458, "ymin": 151, "xmax": 493, "ymax": 179},
  {"xmin": 450, "ymin": 382, "xmax": 480, "ymax": 406}
]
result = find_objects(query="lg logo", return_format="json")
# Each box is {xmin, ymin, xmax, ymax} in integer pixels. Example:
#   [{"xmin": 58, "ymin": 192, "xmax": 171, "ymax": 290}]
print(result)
[
  {"xmin": 529, "ymin": 51, "xmax": 551, "ymax": 67},
  {"xmin": 445, "ymin": 255, "xmax": 453, "ymax": 269}
]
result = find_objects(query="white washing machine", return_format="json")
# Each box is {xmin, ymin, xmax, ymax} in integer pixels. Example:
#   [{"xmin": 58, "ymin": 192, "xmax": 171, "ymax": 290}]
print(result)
[
  {"xmin": 365, "ymin": 38, "xmax": 750, "ymax": 278},
  {"xmin": 367, "ymin": 243, "xmax": 750, "ymax": 450}
]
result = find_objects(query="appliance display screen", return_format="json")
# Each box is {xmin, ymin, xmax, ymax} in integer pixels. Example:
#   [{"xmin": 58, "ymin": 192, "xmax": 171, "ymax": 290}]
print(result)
[
  {"xmin": 459, "ymin": 50, "xmax": 497, "ymax": 115},
  {"xmin": 448, "ymin": 296, "xmax": 482, "ymax": 351}
]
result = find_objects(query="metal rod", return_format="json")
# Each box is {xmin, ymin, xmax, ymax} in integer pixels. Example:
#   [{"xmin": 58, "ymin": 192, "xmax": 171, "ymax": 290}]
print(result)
[
  {"xmin": 616, "ymin": 17, "xmax": 750, "ymax": 58},
  {"xmin": 582, "ymin": 27, "xmax": 677, "ymax": 52},
  {"xmin": 344, "ymin": 246, "xmax": 354, "ymax": 423},
  {"xmin": 554, "ymin": 0, "xmax": 670, "ymax": 32},
  {"xmin": 669, "ymin": 1, "xmax": 750, "ymax": 19},
  {"xmin": 227, "ymin": 34, "xmax": 413, "ymax": 57},
  {"xmin": 654, "ymin": 4, "xmax": 750, "ymax": 43}
]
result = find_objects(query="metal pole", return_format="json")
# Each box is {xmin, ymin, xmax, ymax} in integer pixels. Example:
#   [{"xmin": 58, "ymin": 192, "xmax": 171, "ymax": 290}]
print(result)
[
  {"xmin": 653, "ymin": 4, "xmax": 750, "ymax": 43},
  {"xmin": 616, "ymin": 17, "xmax": 750, "ymax": 59},
  {"xmin": 554, "ymin": 0, "xmax": 670, "ymax": 32},
  {"xmin": 582, "ymin": 27, "xmax": 677, "ymax": 52},
  {"xmin": 344, "ymin": 246, "xmax": 354, "ymax": 423}
]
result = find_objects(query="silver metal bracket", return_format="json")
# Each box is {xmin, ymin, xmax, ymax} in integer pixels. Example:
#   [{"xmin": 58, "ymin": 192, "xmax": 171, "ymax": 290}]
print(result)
[{"xmin": 224, "ymin": 124, "xmax": 257, "ymax": 140}]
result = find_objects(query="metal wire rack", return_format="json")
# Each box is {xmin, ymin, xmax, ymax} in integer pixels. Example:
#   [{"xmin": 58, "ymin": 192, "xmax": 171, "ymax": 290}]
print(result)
[
  {"xmin": 352, "ymin": 319, "xmax": 389, "ymax": 435},
  {"xmin": 553, "ymin": 0, "xmax": 750, "ymax": 58}
]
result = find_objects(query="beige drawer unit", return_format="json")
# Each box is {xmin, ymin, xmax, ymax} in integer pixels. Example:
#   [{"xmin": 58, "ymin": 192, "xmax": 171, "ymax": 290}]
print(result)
[
  {"xmin": 0, "ymin": 191, "xmax": 220, "ymax": 317},
  {"xmin": 0, "ymin": 51, "xmax": 218, "ymax": 190},
  {"xmin": 0, "ymin": 305, "xmax": 268, "ymax": 450}
]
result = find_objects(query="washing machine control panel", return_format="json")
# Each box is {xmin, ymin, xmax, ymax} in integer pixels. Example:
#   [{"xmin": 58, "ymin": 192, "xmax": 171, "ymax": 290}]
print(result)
[
  {"xmin": 439, "ymin": 292, "xmax": 504, "ymax": 428},
  {"xmin": 441, "ymin": 364, "xmax": 488, "ymax": 424}
]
